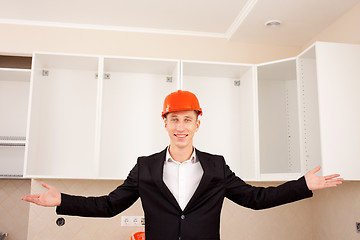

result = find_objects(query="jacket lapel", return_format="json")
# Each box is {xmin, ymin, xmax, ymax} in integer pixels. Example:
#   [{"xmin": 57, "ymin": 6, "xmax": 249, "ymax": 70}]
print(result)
[
  {"xmin": 183, "ymin": 149, "xmax": 213, "ymax": 213},
  {"xmin": 149, "ymin": 147, "xmax": 182, "ymax": 211}
]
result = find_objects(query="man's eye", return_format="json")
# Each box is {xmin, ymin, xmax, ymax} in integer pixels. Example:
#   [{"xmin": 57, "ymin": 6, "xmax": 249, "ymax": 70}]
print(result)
[{"xmin": 171, "ymin": 119, "xmax": 178, "ymax": 122}]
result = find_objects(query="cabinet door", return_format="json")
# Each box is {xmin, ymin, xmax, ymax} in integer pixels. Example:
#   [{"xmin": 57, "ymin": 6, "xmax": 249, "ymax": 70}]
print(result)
[
  {"xmin": 99, "ymin": 57, "xmax": 179, "ymax": 179},
  {"xmin": 25, "ymin": 53, "xmax": 99, "ymax": 178},
  {"xmin": 257, "ymin": 59, "xmax": 302, "ymax": 181},
  {"xmin": 0, "ymin": 68, "xmax": 30, "ymax": 177},
  {"xmin": 315, "ymin": 42, "xmax": 360, "ymax": 180},
  {"xmin": 182, "ymin": 61, "xmax": 257, "ymax": 180}
]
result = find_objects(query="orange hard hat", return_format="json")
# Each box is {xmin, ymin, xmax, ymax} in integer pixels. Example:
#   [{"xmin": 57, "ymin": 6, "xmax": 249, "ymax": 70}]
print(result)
[
  {"xmin": 130, "ymin": 232, "xmax": 145, "ymax": 240},
  {"xmin": 162, "ymin": 90, "xmax": 202, "ymax": 119}
]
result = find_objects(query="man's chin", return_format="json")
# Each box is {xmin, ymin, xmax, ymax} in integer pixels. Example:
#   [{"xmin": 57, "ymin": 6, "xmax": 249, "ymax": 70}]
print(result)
[{"xmin": 170, "ymin": 142, "xmax": 191, "ymax": 149}]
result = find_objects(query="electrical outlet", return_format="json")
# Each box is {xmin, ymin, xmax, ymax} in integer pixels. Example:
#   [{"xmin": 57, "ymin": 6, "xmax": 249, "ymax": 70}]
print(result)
[
  {"xmin": 356, "ymin": 222, "xmax": 360, "ymax": 233},
  {"xmin": 121, "ymin": 216, "xmax": 145, "ymax": 226}
]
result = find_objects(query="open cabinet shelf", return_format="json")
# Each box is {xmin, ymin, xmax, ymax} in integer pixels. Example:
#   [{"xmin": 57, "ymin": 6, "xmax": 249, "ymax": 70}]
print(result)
[
  {"xmin": 0, "ymin": 68, "xmax": 31, "ymax": 177},
  {"xmin": 298, "ymin": 42, "xmax": 360, "ymax": 180},
  {"xmin": 182, "ymin": 61, "xmax": 257, "ymax": 180},
  {"xmin": 99, "ymin": 57, "xmax": 179, "ymax": 179},
  {"xmin": 25, "ymin": 53, "xmax": 100, "ymax": 178},
  {"xmin": 257, "ymin": 58, "xmax": 302, "ymax": 180}
]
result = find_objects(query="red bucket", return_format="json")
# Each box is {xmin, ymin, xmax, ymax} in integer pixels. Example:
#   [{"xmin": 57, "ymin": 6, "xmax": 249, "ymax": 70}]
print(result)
[{"xmin": 130, "ymin": 232, "xmax": 145, "ymax": 240}]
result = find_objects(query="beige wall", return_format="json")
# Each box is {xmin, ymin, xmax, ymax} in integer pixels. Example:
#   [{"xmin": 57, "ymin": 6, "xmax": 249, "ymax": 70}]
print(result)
[
  {"xmin": 27, "ymin": 179, "xmax": 144, "ymax": 240},
  {"xmin": 0, "ymin": 179, "xmax": 30, "ymax": 240},
  {"xmin": 304, "ymin": 1, "xmax": 360, "ymax": 50},
  {"xmin": 312, "ymin": 182, "xmax": 360, "ymax": 239}
]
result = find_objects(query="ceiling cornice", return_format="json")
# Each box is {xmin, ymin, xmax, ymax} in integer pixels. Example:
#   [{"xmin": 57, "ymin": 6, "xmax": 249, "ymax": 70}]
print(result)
[{"xmin": 225, "ymin": 0, "xmax": 258, "ymax": 40}]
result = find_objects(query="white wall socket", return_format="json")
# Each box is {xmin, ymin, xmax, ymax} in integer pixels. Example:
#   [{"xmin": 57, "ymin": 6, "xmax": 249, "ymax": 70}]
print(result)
[{"xmin": 121, "ymin": 216, "xmax": 145, "ymax": 226}]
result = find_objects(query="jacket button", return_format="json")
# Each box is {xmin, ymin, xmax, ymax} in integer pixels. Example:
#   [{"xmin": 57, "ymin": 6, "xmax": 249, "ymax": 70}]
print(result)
[{"xmin": 181, "ymin": 215, "xmax": 185, "ymax": 220}]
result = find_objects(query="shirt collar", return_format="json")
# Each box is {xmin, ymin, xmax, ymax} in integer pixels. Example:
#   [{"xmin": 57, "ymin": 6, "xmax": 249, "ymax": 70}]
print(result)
[{"xmin": 166, "ymin": 146, "xmax": 197, "ymax": 164}]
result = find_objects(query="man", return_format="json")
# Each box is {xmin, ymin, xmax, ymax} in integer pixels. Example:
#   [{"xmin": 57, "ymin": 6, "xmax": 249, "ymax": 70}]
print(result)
[{"xmin": 22, "ymin": 90, "xmax": 343, "ymax": 240}]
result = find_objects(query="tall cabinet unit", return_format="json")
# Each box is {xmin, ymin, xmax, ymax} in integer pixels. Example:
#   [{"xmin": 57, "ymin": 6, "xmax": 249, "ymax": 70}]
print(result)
[
  {"xmin": 298, "ymin": 42, "xmax": 360, "ymax": 180},
  {"xmin": 0, "ymin": 68, "xmax": 31, "ymax": 177},
  {"xmin": 257, "ymin": 59, "xmax": 302, "ymax": 181},
  {"xmin": 99, "ymin": 57, "xmax": 179, "ymax": 179},
  {"xmin": 182, "ymin": 61, "xmax": 257, "ymax": 180}
]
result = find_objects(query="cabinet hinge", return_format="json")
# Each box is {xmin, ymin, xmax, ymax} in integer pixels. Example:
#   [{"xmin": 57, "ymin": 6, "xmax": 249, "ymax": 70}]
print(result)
[
  {"xmin": 104, "ymin": 73, "xmax": 111, "ymax": 79},
  {"xmin": 95, "ymin": 73, "xmax": 111, "ymax": 79}
]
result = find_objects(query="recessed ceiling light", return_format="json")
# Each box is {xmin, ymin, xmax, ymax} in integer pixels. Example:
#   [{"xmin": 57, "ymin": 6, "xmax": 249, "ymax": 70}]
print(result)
[{"xmin": 265, "ymin": 20, "xmax": 281, "ymax": 27}]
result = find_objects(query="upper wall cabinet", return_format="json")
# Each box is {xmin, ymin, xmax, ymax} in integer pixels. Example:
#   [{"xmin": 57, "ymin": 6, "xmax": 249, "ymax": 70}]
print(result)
[
  {"xmin": 257, "ymin": 58, "xmax": 302, "ymax": 181},
  {"xmin": 22, "ymin": 41, "xmax": 360, "ymax": 180},
  {"xmin": 99, "ymin": 57, "xmax": 179, "ymax": 179},
  {"xmin": 257, "ymin": 42, "xmax": 360, "ymax": 181},
  {"xmin": 0, "ymin": 68, "xmax": 31, "ymax": 177},
  {"xmin": 25, "ymin": 53, "xmax": 100, "ymax": 178},
  {"xmin": 182, "ymin": 61, "xmax": 257, "ymax": 180},
  {"xmin": 24, "ymin": 53, "xmax": 179, "ymax": 179},
  {"xmin": 298, "ymin": 42, "xmax": 360, "ymax": 180}
]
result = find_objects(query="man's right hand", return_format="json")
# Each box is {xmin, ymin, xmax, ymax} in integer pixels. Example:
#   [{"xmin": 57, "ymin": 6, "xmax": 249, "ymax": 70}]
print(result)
[{"xmin": 22, "ymin": 182, "xmax": 61, "ymax": 207}]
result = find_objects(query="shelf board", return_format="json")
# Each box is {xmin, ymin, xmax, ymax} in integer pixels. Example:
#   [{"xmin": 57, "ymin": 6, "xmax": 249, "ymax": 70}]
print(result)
[
  {"xmin": 35, "ymin": 53, "xmax": 99, "ymax": 71},
  {"xmin": 0, "ymin": 68, "xmax": 31, "ymax": 82},
  {"xmin": 259, "ymin": 172, "xmax": 303, "ymax": 181},
  {"xmin": 104, "ymin": 57, "xmax": 178, "ymax": 75},
  {"xmin": 0, "ymin": 174, "xmax": 24, "ymax": 178},
  {"xmin": 0, "ymin": 136, "xmax": 26, "ymax": 146},
  {"xmin": 182, "ymin": 61, "xmax": 252, "ymax": 79},
  {"xmin": 257, "ymin": 59, "xmax": 297, "ymax": 81}
]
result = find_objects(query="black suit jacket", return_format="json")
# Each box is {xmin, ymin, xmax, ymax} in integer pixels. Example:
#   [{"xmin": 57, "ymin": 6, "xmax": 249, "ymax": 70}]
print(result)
[{"xmin": 57, "ymin": 148, "xmax": 313, "ymax": 240}]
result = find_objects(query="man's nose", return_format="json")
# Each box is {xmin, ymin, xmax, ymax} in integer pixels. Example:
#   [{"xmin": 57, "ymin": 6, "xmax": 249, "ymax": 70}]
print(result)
[{"xmin": 176, "ymin": 121, "xmax": 185, "ymax": 130}]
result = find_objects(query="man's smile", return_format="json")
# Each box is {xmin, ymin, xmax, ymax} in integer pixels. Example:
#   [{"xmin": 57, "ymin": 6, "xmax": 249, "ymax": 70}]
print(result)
[{"xmin": 174, "ymin": 134, "xmax": 188, "ymax": 138}]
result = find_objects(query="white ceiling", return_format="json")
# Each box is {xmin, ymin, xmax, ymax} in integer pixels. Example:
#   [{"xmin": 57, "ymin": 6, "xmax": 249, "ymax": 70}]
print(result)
[{"xmin": 1, "ymin": 0, "xmax": 359, "ymax": 46}]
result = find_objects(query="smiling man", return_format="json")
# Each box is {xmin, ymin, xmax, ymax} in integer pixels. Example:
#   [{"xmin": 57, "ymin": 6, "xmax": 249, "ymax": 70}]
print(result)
[{"xmin": 22, "ymin": 90, "xmax": 343, "ymax": 240}]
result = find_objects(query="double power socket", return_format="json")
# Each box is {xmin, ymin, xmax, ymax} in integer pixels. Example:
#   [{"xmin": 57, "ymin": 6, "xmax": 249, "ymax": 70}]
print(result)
[{"xmin": 121, "ymin": 216, "xmax": 145, "ymax": 226}]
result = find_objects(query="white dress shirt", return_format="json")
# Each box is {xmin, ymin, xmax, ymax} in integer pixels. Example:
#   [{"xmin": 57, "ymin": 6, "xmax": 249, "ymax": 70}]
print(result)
[{"xmin": 163, "ymin": 147, "xmax": 204, "ymax": 210}]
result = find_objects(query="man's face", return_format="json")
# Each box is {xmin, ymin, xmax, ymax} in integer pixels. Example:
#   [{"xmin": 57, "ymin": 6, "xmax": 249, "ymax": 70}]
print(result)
[{"xmin": 165, "ymin": 110, "xmax": 200, "ymax": 150}]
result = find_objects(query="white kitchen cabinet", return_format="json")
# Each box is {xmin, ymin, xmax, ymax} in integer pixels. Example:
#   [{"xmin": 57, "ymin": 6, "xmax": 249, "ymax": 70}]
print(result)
[
  {"xmin": 25, "ymin": 53, "xmax": 100, "ymax": 178},
  {"xmin": 256, "ymin": 42, "xmax": 360, "ymax": 181},
  {"xmin": 24, "ymin": 53, "xmax": 179, "ymax": 179},
  {"xmin": 23, "ymin": 41, "xmax": 360, "ymax": 180},
  {"xmin": 257, "ymin": 58, "xmax": 302, "ymax": 181},
  {"xmin": 98, "ymin": 57, "xmax": 179, "ymax": 179},
  {"xmin": 298, "ymin": 42, "xmax": 360, "ymax": 180},
  {"xmin": 0, "ymin": 68, "xmax": 31, "ymax": 177},
  {"xmin": 182, "ymin": 61, "xmax": 258, "ymax": 180}
]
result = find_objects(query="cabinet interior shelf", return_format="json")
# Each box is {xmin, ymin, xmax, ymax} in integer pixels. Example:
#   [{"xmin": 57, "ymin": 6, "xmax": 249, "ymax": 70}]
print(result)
[
  {"xmin": 0, "ymin": 68, "xmax": 31, "ymax": 82},
  {"xmin": 0, "ymin": 136, "xmax": 26, "ymax": 146},
  {"xmin": 0, "ymin": 174, "xmax": 23, "ymax": 177}
]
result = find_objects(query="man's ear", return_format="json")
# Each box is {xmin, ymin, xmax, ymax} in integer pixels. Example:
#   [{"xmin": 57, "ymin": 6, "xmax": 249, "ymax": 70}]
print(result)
[{"xmin": 196, "ymin": 120, "xmax": 200, "ymax": 131}]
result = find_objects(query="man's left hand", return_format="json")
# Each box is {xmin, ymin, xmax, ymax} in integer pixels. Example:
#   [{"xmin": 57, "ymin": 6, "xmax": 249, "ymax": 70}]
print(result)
[{"xmin": 305, "ymin": 166, "xmax": 343, "ymax": 191}]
